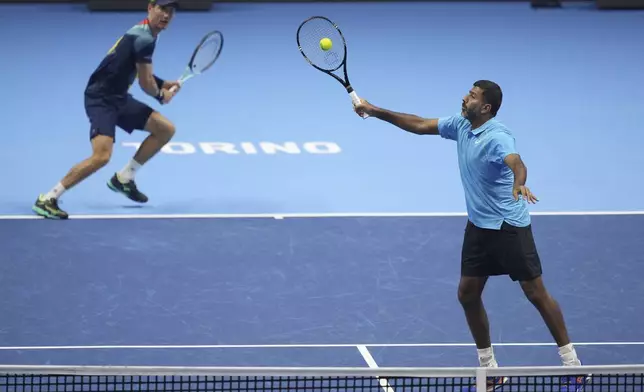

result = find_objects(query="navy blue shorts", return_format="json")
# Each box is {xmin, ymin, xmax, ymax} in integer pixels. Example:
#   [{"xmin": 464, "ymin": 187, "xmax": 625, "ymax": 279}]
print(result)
[{"xmin": 85, "ymin": 94, "xmax": 155, "ymax": 141}]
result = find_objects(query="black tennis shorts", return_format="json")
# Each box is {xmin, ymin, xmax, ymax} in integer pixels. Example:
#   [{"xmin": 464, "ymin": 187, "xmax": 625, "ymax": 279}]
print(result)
[
  {"xmin": 461, "ymin": 220, "xmax": 542, "ymax": 282},
  {"xmin": 85, "ymin": 93, "xmax": 154, "ymax": 141}
]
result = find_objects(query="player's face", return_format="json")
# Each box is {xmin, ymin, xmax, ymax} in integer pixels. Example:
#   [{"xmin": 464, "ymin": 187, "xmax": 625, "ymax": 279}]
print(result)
[
  {"xmin": 148, "ymin": 4, "xmax": 175, "ymax": 30},
  {"xmin": 461, "ymin": 87, "xmax": 491, "ymax": 121}
]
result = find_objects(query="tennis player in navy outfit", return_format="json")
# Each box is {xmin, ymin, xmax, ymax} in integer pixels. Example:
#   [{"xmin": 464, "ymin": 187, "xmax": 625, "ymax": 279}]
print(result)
[
  {"xmin": 33, "ymin": 0, "xmax": 181, "ymax": 219},
  {"xmin": 353, "ymin": 80, "xmax": 589, "ymax": 391}
]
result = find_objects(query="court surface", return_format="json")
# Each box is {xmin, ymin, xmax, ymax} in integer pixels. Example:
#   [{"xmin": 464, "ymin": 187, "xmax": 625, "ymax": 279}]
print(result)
[{"xmin": 1, "ymin": 1, "xmax": 644, "ymax": 370}]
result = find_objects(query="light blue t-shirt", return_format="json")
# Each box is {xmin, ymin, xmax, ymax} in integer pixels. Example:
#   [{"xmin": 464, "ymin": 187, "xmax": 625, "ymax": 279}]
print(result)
[{"xmin": 437, "ymin": 114, "xmax": 530, "ymax": 229}]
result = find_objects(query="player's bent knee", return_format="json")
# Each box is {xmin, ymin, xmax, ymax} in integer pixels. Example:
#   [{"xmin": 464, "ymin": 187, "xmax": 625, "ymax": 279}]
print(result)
[
  {"xmin": 91, "ymin": 150, "xmax": 112, "ymax": 167},
  {"xmin": 457, "ymin": 277, "xmax": 485, "ymax": 306},
  {"xmin": 519, "ymin": 277, "xmax": 548, "ymax": 305},
  {"xmin": 156, "ymin": 118, "xmax": 176, "ymax": 141},
  {"xmin": 146, "ymin": 112, "xmax": 176, "ymax": 142},
  {"xmin": 458, "ymin": 288, "xmax": 480, "ymax": 306},
  {"xmin": 164, "ymin": 122, "xmax": 176, "ymax": 140},
  {"xmin": 90, "ymin": 135, "xmax": 113, "ymax": 167}
]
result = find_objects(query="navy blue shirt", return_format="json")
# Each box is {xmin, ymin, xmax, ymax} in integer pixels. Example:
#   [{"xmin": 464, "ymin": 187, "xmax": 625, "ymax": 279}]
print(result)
[
  {"xmin": 85, "ymin": 19, "xmax": 157, "ymax": 102},
  {"xmin": 437, "ymin": 114, "xmax": 531, "ymax": 229}
]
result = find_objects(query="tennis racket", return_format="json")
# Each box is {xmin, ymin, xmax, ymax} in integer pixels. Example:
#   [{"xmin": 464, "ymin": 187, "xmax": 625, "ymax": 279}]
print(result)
[
  {"xmin": 169, "ymin": 30, "xmax": 224, "ymax": 93},
  {"xmin": 296, "ymin": 16, "xmax": 368, "ymax": 118}
]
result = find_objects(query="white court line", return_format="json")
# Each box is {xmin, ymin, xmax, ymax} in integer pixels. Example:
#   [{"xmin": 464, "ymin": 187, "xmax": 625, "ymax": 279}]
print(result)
[
  {"xmin": 1, "ymin": 210, "xmax": 644, "ymax": 220},
  {"xmin": 357, "ymin": 345, "xmax": 394, "ymax": 392},
  {"xmin": 1, "ymin": 341, "xmax": 643, "ymax": 350}
]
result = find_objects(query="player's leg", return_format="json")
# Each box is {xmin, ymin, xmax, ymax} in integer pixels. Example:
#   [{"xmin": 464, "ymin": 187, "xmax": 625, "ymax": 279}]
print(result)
[
  {"xmin": 499, "ymin": 222, "xmax": 579, "ymax": 359},
  {"xmin": 107, "ymin": 96, "xmax": 175, "ymax": 202},
  {"xmin": 32, "ymin": 101, "xmax": 117, "ymax": 219},
  {"xmin": 499, "ymin": 222, "xmax": 588, "ymax": 390},
  {"xmin": 131, "ymin": 111, "xmax": 175, "ymax": 166},
  {"xmin": 459, "ymin": 221, "xmax": 508, "ymax": 391},
  {"xmin": 459, "ymin": 222, "xmax": 497, "ymax": 357},
  {"xmin": 520, "ymin": 277, "xmax": 572, "ymax": 349},
  {"xmin": 458, "ymin": 277, "xmax": 490, "ymax": 348}
]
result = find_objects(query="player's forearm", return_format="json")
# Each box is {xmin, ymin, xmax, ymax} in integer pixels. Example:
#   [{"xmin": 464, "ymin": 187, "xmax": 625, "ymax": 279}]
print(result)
[
  {"xmin": 370, "ymin": 107, "xmax": 430, "ymax": 135},
  {"xmin": 140, "ymin": 75, "xmax": 162, "ymax": 97},
  {"xmin": 511, "ymin": 160, "xmax": 527, "ymax": 187},
  {"xmin": 153, "ymin": 75, "xmax": 165, "ymax": 89}
]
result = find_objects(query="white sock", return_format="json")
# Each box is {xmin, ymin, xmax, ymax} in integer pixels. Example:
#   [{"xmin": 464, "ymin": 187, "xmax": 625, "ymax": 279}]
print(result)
[
  {"xmin": 44, "ymin": 183, "xmax": 66, "ymax": 200},
  {"xmin": 558, "ymin": 343, "xmax": 581, "ymax": 366},
  {"xmin": 477, "ymin": 347, "xmax": 498, "ymax": 368},
  {"xmin": 117, "ymin": 159, "xmax": 142, "ymax": 183}
]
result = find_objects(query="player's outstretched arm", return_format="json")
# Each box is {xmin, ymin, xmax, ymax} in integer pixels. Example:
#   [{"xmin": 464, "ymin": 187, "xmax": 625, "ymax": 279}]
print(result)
[{"xmin": 353, "ymin": 99, "xmax": 438, "ymax": 135}]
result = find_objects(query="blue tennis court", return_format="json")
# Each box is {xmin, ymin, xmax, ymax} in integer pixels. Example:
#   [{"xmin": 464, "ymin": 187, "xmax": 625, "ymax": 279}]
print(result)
[{"xmin": 1, "ymin": 0, "xmax": 643, "ymax": 374}]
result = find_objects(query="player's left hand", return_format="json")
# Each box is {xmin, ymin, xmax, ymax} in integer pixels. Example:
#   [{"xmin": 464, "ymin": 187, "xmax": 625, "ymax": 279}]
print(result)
[
  {"xmin": 513, "ymin": 185, "xmax": 538, "ymax": 204},
  {"xmin": 160, "ymin": 89, "xmax": 176, "ymax": 104}
]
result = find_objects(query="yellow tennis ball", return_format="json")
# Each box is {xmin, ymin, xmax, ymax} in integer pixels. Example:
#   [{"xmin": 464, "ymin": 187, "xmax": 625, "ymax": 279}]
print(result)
[{"xmin": 320, "ymin": 37, "xmax": 333, "ymax": 51}]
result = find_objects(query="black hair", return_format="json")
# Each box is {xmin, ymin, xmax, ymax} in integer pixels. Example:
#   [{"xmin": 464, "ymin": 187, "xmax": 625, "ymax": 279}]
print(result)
[{"xmin": 473, "ymin": 80, "xmax": 502, "ymax": 117}]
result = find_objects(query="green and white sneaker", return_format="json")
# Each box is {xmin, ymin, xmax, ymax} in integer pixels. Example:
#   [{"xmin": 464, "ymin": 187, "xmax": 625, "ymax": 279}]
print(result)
[
  {"xmin": 32, "ymin": 195, "xmax": 69, "ymax": 219},
  {"xmin": 107, "ymin": 173, "xmax": 148, "ymax": 203}
]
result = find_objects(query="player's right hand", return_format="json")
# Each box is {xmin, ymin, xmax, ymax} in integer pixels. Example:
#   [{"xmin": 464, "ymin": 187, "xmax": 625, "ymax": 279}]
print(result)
[{"xmin": 353, "ymin": 99, "xmax": 375, "ymax": 117}]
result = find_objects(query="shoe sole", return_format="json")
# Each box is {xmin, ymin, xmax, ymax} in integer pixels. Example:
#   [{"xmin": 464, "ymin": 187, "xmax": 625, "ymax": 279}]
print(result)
[{"xmin": 32, "ymin": 205, "xmax": 66, "ymax": 220}]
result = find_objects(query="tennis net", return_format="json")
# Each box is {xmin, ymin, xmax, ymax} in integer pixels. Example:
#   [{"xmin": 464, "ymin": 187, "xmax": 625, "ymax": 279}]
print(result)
[{"xmin": 0, "ymin": 364, "xmax": 643, "ymax": 391}]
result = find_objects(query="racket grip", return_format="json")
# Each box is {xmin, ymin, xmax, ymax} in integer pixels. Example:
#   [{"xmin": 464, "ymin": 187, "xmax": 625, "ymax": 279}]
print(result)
[
  {"xmin": 169, "ymin": 79, "xmax": 184, "ymax": 93},
  {"xmin": 349, "ymin": 91, "xmax": 369, "ymax": 119}
]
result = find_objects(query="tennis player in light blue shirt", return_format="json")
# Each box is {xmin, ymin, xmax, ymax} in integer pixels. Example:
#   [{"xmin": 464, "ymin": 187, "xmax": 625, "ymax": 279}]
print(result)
[
  {"xmin": 353, "ymin": 80, "xmax": 589, "ymax": 392},
  {"xmin": 436, "ymin": 111, "xmax": 530, "ymax": 230}
]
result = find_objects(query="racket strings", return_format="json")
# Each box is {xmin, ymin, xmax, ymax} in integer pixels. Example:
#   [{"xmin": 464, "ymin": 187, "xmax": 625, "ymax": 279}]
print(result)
[
  {"xmin": 298, "ymin": 19, "xmax": 345, "ymax": 71},
  {"xmin": 191, "ymin": 33, "xmax": 223, "ymax": 74}
]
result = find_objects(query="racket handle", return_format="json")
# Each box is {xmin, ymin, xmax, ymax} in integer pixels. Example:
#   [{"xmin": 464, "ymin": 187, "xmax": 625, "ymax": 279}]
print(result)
[
  {"xmin": 169, "ymin": 78, "xmax": 185, "ymax": 93},
  {"xmin": 349, "ymin": 91, "xmax": 369, "ymax": 119}
]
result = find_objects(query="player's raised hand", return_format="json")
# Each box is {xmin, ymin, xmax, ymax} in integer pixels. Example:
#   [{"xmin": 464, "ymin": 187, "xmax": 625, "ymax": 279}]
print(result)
[{"xmin": 353, "ymin": 98, "xmax": 375, "ymax": 118}]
